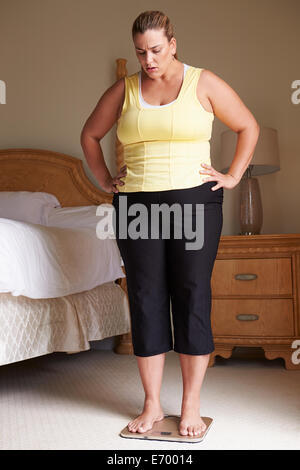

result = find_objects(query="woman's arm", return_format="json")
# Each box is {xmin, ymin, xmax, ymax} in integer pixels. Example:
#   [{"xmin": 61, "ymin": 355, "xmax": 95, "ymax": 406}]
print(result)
[
  {"xmin": 80, "ymin": 78, "xmax": 127, "ymax": 193},
  {"xmin": 200, "ymin": 69, "xmax": 260, "ymax": 183}
]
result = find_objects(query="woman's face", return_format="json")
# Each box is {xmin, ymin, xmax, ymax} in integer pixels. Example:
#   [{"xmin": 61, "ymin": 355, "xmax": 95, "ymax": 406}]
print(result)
[{"xmin": 133, "ymin": 29, "xmax": 176, "ymax": 76}]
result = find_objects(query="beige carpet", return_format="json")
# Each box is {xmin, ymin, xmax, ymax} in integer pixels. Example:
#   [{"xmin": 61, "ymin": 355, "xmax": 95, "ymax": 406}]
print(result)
[{"xmin": 0, "ymin": 347, "xmax": 299, "ymax": 450}]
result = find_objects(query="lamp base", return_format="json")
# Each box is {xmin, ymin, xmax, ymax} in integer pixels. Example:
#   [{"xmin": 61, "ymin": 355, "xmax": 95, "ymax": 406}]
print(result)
[
  {"xmin": 240, "ymin": 177, "xmax": 263, "ymax": 235},
  {"xmin": 239, "ymin": 232, "xmax": 259, "ymax": 236}
]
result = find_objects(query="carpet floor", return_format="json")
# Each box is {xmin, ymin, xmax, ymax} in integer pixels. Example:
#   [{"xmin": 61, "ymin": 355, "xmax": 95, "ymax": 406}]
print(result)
[{"xmin": 0, "ymin": 347, "xmax": 299, "ymax": 450}]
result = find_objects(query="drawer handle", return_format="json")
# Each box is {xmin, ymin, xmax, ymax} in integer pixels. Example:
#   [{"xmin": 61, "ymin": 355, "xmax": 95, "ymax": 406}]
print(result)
[
  {"xmin": 235, "ymin": 273, "xmax": 257, "ymax": 280},
  {"xmin": 236, "ymin": 314, "xmax": 259, "ymax": 321}
]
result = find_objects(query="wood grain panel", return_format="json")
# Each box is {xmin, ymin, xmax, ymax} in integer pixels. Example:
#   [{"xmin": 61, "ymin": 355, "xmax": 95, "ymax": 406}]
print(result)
[
  {"xmin": 212, "ymin": 258, "xmax": 292, "ymax": 296},
  {"xmin": 212, "ymin": 298, "xmax": 294, "ymax": 337}
]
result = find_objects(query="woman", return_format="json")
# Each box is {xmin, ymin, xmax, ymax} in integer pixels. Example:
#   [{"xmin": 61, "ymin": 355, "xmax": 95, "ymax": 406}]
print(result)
[{"xmin": 81, "ymin": 10, "xmax": 260, "ymax": 438}]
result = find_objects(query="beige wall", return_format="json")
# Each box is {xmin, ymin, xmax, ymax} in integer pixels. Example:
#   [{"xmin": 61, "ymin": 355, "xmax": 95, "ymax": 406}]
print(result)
[{"xmin": 0, "ymin": 0, "xmax": 299, "ymax": 235}]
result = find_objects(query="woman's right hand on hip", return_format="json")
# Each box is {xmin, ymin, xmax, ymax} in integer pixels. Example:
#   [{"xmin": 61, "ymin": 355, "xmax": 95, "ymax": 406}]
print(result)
[{"xmin": 102, "ymin": 165, "xmax": 127, "ymax": 193}]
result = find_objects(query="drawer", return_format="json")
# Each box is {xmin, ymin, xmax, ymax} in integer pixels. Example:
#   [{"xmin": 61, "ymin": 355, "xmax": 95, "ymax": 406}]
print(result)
[
  {"xmin": 211, "ymin": 258, "xmax": 292, "ymax": 296},
  {"xmin": 211, "ymin": 298, "xmax": 294, "ymax": 337}
]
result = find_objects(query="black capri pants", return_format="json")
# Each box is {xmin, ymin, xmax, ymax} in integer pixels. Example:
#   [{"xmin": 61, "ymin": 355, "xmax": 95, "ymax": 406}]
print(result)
[{"xmin": 112, "ymin": 181, "xmax": 223, "ymax": 357}]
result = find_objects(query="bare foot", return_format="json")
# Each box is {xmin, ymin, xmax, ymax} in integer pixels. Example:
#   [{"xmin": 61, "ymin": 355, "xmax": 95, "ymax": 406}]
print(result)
[
  {"xmin": 179, "ymin": 400, "xmax": 207, "ymax": 437},
  {"xmin": 127, "ymin": 399, "xmax": 165, "ymax": 434}
]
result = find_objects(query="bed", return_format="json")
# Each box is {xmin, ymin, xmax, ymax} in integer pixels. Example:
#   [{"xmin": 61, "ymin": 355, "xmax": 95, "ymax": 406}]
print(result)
[{"xmin": 0, "ymin": 148, "xmax": 131, "ymax": 366}]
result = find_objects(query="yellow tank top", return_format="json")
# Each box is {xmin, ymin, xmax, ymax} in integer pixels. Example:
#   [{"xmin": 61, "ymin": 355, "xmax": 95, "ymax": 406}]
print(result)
[{"xmin": 116, "ymin": 65, "xmax": 214, "ymax": 192}]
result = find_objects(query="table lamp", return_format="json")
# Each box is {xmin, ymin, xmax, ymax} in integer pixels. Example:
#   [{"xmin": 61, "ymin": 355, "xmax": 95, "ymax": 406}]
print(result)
[{"xmin": 220, "ymin": 127, "xmax": 280, "ymax": 235}]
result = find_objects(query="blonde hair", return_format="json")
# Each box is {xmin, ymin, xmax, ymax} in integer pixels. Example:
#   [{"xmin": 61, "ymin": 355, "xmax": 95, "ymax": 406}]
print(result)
[{"xmin": 132, "ymin": 10, "xmax": 178, "ymax": 60}]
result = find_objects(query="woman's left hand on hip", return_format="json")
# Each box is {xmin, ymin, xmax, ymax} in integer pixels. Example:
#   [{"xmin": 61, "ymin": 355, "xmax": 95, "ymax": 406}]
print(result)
[{"xmin": 199, "ymin": 163, "xmax": 239, "ymax": 190}]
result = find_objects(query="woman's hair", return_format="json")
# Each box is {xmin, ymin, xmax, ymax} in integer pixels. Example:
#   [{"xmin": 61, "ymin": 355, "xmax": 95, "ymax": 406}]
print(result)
[{"xmin": 132, "ymin": 10, "xmax": 178, "ymax": 60}]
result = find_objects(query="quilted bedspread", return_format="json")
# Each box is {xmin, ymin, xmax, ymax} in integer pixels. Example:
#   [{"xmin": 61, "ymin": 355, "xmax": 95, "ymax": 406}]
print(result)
[{"xmin": 0, "ymin": 281, "xmax": 131, "ymax": 366}]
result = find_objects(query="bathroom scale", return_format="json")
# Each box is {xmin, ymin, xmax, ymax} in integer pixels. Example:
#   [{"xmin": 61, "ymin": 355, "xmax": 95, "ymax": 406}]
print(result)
[{"xmin": 119, "ymin": 415, "xmax": 213, "ymax": 443}]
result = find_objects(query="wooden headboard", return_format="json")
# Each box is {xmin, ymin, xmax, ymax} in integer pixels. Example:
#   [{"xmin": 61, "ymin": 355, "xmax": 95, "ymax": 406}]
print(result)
[{"xmin": 0, "ymin": 148, "xmax": 113, "ymax": 206}]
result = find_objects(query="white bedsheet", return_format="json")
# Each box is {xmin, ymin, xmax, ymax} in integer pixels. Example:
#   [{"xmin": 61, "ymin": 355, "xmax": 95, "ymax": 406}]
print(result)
[
  {"xmin": 0, "ymin": 216, "xmax": 125, "ymax": 299},
  {"xmin": 46, "ymin": 204, "xmax": 124, "ymax": 266}
]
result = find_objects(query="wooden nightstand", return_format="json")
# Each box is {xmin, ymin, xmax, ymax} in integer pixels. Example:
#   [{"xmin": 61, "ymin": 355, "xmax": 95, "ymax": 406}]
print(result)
[{"xmin": 209, "ymin": 234, "xmax": 300, "ymax": 370}]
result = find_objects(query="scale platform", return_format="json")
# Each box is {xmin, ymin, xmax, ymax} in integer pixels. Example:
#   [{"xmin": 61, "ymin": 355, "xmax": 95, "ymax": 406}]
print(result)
[{"xmin": 120, "ymin": 415, "xmax": 213, "ymax": 443}]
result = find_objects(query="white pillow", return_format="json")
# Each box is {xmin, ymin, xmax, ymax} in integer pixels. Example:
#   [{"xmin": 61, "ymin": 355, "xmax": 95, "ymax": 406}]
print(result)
[
  {"xmin": 46, "ymin": 205, "xmax": 99, "ymax": 229},
  {"xmin": 0, "ymin": 191, "xmax": 61, "ymax": 225}
]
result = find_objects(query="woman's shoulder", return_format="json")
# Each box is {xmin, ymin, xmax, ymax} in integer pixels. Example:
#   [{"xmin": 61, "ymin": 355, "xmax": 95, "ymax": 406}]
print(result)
[
  {"xmin": 186, "ymin": 64, "xmax": 209, "ymax": 78},
  {"xmin": 115, "ymin": 72, "xmax": 138, "ymax": 90},
  {"xmin": 195, "ymin": 67, "xmax": 220, "ymax": 86},
  {"xmin": 128, "ymin": 71, "xmax": 139, "ymax": 80}
]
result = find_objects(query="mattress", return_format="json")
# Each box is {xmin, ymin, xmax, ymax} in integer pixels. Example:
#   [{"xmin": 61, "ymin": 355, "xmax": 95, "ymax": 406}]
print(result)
[{"xmin": 0, "ymin": 214, "xmax": 125, "ymax": 299}]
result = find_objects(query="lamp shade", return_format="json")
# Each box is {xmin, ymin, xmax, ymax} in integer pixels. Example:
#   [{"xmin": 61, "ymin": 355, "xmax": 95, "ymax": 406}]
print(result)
[{"xmin": 220, "ymin": 127, "xmax": 280, "ymax": 176}]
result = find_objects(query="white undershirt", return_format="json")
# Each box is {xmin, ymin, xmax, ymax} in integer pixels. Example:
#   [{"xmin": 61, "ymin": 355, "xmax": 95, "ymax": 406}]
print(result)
[{"xmin": 138, "ymin": 63, "xmax": 190, "ymax": 108}]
